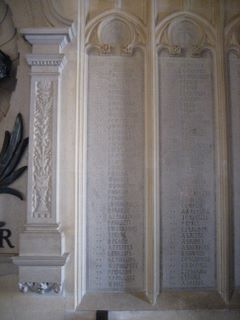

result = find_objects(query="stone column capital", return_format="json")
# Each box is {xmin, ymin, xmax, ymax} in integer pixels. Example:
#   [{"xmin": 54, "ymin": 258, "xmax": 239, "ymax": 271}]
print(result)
[{"xmin": 20, "ymin": 26, "xmax": 75, "ymax": 50}]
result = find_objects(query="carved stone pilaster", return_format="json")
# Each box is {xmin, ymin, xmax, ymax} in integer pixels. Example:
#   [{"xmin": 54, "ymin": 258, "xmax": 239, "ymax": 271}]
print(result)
[{"xmin": 12, "ymin": 27, "xmax": 74, "ymax": 294}]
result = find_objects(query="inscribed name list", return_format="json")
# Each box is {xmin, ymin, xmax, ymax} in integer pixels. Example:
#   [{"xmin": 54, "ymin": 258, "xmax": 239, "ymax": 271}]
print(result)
[
  {"xmin": 87, "ymin": 52, "xmax": 145, "ymax": 292},
  {"xmin": 159, "ymin": 56, "xmax": 216, "ymax": 289}
]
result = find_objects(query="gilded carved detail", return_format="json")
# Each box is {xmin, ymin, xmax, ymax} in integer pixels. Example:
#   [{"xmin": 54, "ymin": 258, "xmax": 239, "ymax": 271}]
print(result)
[
  {"xmin": 99, "ymin": 43, "xmax": 112, "ymax": 55},
  {"xmin": 32, "ymin": 80, "xmax": 53, "ymax": 219},
  {"xmin": 168, "ymin": 45, "xmax": 182, "ymax": 57}
]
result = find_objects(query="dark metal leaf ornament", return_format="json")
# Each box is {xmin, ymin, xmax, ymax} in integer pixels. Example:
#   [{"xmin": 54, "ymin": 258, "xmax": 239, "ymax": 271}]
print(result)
[
  {"xmin": 0, "ymin": 113, "xmax": 28, "ymax": 200},
  {"xmin": 0, "ymin": 50, "xmax": 11, "ymax": 80}
]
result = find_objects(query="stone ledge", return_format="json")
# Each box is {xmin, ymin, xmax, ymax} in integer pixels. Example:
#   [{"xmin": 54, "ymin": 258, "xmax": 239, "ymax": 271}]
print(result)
[
  {"xmin": 20, "ymin": 26, "xmax": 75, "ymax": 49},
  {"xmin": 12, "ymin": 253, "xmax": 69, "ymax": 267}
]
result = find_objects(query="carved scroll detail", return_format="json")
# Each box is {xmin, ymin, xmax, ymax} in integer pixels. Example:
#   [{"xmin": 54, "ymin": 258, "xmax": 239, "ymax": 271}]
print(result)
[{"xmin": 32, "ymin": 80, "xmax": 53, "ymax": 219}]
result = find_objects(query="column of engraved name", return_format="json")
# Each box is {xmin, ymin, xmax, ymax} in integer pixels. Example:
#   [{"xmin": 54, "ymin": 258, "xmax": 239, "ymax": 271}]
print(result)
[
  {"xmin": 87, "ymin": 52, "xmax": 145, "ymax": 292},
  {"xmin": 106, "ymin": 58, "xmax": 143, "ymax": 290},
  {"xmin": 107, "ymin": 77, "xmax": 134, "ymax": 289},
  {"xmin": 160, "ymin": 57, "xmax": 216, "ymax": 289},
  {"xmin": 179, "ymin": 61, "xmax": 214, "ymax": 287}
]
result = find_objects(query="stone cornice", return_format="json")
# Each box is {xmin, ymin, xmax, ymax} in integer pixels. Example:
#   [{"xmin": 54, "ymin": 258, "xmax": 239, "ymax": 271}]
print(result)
[
  {"xmin": 20, "ymin": 26, "xmax": 75, "ymax": 49},
  {"xmin": 26, "ymin": 53, "xmax": 66, "ymax": 68}
]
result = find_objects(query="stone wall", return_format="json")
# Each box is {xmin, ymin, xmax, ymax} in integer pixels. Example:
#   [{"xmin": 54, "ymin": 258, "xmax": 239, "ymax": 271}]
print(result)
[{"xmin": 0, "ymin": 1, "xmax": 240, "ymax": 319}]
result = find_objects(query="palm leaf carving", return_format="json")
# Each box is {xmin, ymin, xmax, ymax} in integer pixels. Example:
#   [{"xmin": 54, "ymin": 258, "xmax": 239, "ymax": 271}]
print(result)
[{"xmin": 0, "ymin": 113, "xmax": 28, "ymax": 200}]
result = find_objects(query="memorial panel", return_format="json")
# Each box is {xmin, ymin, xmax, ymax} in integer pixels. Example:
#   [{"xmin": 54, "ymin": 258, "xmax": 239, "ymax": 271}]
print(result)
[
  {"xmin": 159, "ymin": 56, "xmax": 216, "ymax": 289},
  {"xmin": 229, "ymin": 52, "xmax": 240, "ymax": 288},
  {"xmin": 86, "ymin": 51, "xmax": 145, "ymax": 292}
]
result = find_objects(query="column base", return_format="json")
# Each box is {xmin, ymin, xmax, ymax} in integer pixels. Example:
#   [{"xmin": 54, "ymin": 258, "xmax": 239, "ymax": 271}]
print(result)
[{"xmin": 12, "ymin": 253, "xmax": 69, "ymax": 294}]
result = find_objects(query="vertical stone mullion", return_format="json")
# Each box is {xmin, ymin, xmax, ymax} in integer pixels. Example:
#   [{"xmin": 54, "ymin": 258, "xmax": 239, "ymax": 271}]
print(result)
[{"xmin": 215, "ymin": 0, "xmax": 232, "ymax": 303}]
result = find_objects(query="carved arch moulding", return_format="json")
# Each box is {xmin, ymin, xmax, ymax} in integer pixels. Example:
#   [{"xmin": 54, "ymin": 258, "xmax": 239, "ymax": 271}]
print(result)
[
  {"xmin": 225, "ymin": 16, "xmax": 240, "ymax": 55},
  {"xmin": 85, "ymin": 10, "xmax": 146, "ymax": 55},
  {"xmin": 155, "ymin": 12, "xmax": 216, "ymax": 57}
]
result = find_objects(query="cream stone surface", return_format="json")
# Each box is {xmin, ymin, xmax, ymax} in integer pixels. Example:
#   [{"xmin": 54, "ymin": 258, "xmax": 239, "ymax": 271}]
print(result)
[
  {"xmin": 109, "ymin": 310, "xmax": 240, "ymax": 320},
  {"xmin": 229, "ymin": 52, "xmax": 240, "ymax": 288},
  {"xmin": 160, "ymin": 56, "xmax": 216, "ymax": 289},
  {"xmin": 0, "ymin": 0, "xmax": 240, "ymax": 319},
  {"xmin": 86, "ymin": 52, "xmax": 145, "ymax": 293}
]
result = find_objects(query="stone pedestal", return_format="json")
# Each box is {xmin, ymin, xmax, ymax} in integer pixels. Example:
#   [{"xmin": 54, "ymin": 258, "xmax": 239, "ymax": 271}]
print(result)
[{"xmin": 12, "ymin": 27, "xmax": 74, "ymax": 294}]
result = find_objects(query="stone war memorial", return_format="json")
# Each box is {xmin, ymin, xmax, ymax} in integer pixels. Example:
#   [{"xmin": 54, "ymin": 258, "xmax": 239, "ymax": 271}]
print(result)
[{"xmin": 0, "ymin": 1, "xmax": 240, "ymax": 320}]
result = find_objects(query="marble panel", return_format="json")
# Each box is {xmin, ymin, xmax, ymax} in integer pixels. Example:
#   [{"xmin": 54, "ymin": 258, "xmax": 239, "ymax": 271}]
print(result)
[
  {"xmin": 159, "ymin": 56, "xmax": 216, "ymax": 289},
  {"xmin": 86, "ymin": 51, "xmax": 145, "ymax": 292}
]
